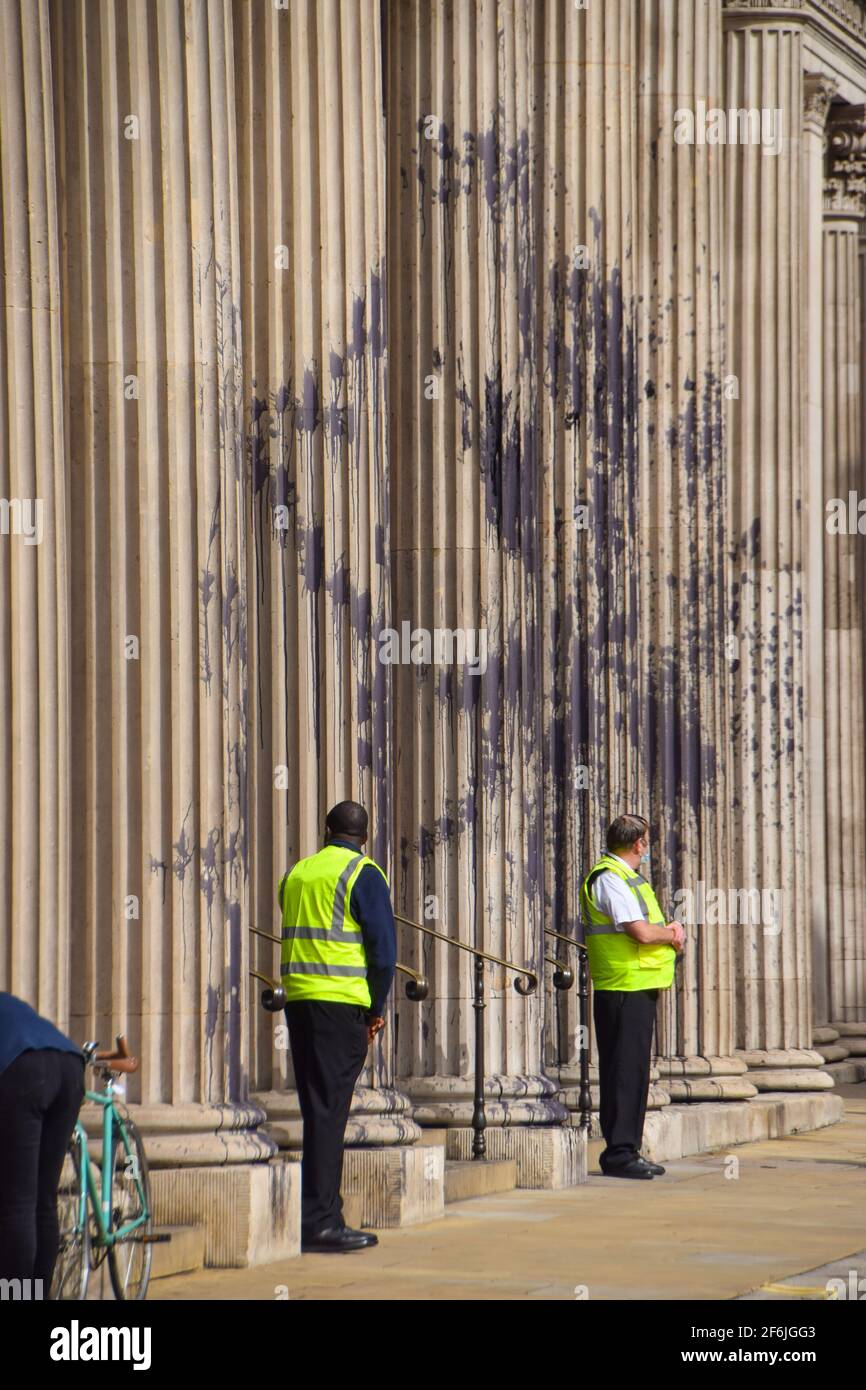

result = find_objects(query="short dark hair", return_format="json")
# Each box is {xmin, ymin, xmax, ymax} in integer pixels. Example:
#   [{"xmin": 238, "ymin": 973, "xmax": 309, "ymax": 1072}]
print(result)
[
  {"xmin": 606, "ymin": 814, "xmax": 650, "ymax": 853},
  {"xmin": 326, "ymin": 800, "xmax": 368, "ymax": 839}
]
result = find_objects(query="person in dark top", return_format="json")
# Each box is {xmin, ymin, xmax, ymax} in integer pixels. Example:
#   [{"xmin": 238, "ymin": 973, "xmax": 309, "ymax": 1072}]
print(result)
[
  {"xmin": 278, "ymin": 799, "xmax": 397, "ymax": 1252},
  {"xmin": 0, "ymin": 993, "xmax": 85, "ymax": 1291}
]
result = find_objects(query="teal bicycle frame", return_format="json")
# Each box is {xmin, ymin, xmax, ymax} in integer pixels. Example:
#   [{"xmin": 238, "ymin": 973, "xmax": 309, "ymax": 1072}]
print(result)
[{"xmin": 74, "ymin": 1082, "xmax": 149, "ymax": 1249}]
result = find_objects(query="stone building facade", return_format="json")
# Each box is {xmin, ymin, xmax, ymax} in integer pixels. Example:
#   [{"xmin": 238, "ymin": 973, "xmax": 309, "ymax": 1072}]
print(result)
[{"xmin": 1, "ymin": 0, "xmax": 865, "ymax": 1259}]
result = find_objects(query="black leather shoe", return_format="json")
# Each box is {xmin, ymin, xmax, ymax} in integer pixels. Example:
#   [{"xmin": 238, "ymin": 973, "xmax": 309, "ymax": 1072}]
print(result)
[
  {"xmin": 636, "ymin": 1156, "xmax": 666, "ymax": 1175},
  {"xmin": 599, "ymin": 1159, "xmax": 654, "ymax": 1179},
  {"xmin": 301, "ymin": 1226, "xmax": 379, "ymax": 1253}
]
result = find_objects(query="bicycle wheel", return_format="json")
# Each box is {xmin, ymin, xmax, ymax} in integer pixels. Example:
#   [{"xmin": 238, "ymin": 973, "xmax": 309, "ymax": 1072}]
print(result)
[
  {"xmin": 107, "ymin": 1116, "xmax": 153, "ymax": 1300},
  {"xmin": 51, "ymin": 1128, "xmax": 90, "ymax": 1300}
]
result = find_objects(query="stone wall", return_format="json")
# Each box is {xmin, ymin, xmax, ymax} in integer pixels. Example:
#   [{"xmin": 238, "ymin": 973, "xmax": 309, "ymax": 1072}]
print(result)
[{"xmin": 1, "ymin": 0, "xmax": 865, "ymax": 1165}]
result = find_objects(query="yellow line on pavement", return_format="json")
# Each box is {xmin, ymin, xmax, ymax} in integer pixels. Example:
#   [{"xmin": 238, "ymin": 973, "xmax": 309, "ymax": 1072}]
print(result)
[{"xmin": 758, "ymin": 1283, "xmax": 838, "ymax": 1299}]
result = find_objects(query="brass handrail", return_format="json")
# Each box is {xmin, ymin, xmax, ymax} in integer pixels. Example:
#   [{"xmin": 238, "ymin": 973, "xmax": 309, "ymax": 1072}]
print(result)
[
  {"xmin": 395, "ymin": 910, "xmax": 540, "ymax": 1160},
  {"xmin": 249, "ymin": 966, "xmax": 285, "ymax": 1012},
  {"xmin": 544, "ymin": 927, "xmax": 588, "ymax": 954},
  {"xmin": 546, "ymin": 954, "xmax": 574, "ymax": 990},
  {"xmin": 394, "ymin": 913, "xmax": 538, "ymax": 995}
]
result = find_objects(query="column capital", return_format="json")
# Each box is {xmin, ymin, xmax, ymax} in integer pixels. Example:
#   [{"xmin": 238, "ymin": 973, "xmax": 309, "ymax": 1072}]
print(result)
[
  {"xmin": 723, "ymin": 0, "xmax": 806, "ymax": 27},
  {"xmin": 825, "ymin": 105, "xmax": 866, "ymax": 218},
  {"xmin": 803, "ymin": 72, "xmax": 838, "ymax": 137}
]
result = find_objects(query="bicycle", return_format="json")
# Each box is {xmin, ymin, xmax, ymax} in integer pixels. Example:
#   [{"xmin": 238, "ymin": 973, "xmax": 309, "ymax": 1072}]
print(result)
[{"xmin": 51, "ymin": 1035, "xmax": 167, "ymax": 1301}]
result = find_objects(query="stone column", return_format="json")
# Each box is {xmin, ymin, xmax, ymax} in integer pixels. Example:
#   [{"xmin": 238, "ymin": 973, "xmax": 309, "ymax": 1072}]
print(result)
[
  {"xmin": 722, "ymin": 0, "xmax": 828, "ymax": 1091},
  {"xmin": 49, "ymin": 0, "xmax": 265, "ymax": 1160},
  {"xmin": 388, "ymin": 0, "xmax": 664, "ymax": 1179},
  {"xmin": 386, "ymin": 0, "xmax": 570, "ymax": 1152},
  {"xmin": 633, "ymin": 0, "xmax": 749, "ymax": 1105},
  {"xmin": 0, "ymin": 0, "xmax": 70, "ymax": 1021},
  {"xmin": 822, "ymin": 107, "xmax": 866, "ymax": 1032},
  {"xmin": 557, "ymin": 0, "xmax": 753, "ymax": 1119},
  {"xmin": 802, "ymin": 73, "xmax": 837, "ymax": 1035},
  {"xmin": 235, "ymin": 0, "xmax": 419, "ymax": 1152}
]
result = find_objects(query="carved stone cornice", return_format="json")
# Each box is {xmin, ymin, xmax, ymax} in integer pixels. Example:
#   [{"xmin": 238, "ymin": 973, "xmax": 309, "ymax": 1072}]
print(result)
[
  {"xmin": 825, "ymin": 105, "xmax": 866, "ymax": 218},
  {"xmin": 809, "ymin": 0, "xmax": 866, "ymax": 42}
]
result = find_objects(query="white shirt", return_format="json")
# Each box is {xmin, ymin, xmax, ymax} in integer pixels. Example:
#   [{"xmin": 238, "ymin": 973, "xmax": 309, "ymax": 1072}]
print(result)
[{"xmin": 585, "ymin": 854, "xmax": 648, "ymax": 932}]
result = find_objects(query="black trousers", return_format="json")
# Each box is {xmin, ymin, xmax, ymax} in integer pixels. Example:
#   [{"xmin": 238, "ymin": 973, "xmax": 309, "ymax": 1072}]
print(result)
[
  {"xmin": 0, "ymin": 1048, "xmax": 85, "ymax": 1288},
  {"xmin": 285, "ymin": 1000, "xmax": 369, "ymax": 1235},
  {"xmin": 593, "ymin": 988, "xmax": 658, "ymax": 1170}
]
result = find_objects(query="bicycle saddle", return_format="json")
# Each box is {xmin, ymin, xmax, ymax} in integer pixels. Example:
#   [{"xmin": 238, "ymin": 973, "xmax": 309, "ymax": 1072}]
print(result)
[{"xmin": 93, "ymin": 1034, "xmax": 140, "ymax": 1074}]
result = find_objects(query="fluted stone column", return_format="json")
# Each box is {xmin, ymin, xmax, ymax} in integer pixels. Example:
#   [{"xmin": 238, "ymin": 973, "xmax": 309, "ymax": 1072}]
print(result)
[
  {"xmin": 386, "ymin": 0, "xmax": 573, "ymax": 1145},
  {"xmin": 556, "ymin": 0, "xmax": 752, "ymax": 1119},
  {"xmin": 802, "ymin": 73, "xmax": 837, "ymax": 1034},
  {"xmin": 723, "ymin": 0, "xmax": 828, "ymax": 1091},
  {"xmin": 633, "ymin": 0, "xmax": 747, "ymax": 1104},
  {"xmin": 0, "ymin": 0, "xmax": 70, "ymax": 1022},
  {"xmin": 234, "ymin": 0, "xmax": 417, "ymax": 1149},
  {"xmin": 823, "ymin": 107, "xmax": 866, "ymax": 1031},
  {"xmin": 49, "ymin": 0, "xmax": 265, "ymax": 1161},
  {"xmin": 388, "ymin": 0, "xmax": 648, "ymax": 1169}
]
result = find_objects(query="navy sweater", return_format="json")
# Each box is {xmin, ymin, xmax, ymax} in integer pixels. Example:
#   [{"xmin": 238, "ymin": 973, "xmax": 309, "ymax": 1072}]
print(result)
[{"xmin": 0, "ymin": 992, "xmax": 83, "ymax": 1077}]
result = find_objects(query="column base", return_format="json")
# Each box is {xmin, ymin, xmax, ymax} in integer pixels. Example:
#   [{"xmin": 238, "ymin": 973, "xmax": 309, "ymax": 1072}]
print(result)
[
  {"xmin": 79, "ymin": 1101, "xmax": 278, "ymax": 1167},
  {"xmin": 813, "ymin": 1025, "xmax": 841, "ymax": 1044},
  {"xmin": 253, "ymin": 1086, "xmax": 421, "ymax": 1147},
  {"xmin": 558, "ymin": 1081, "xmax": 672, "ymax": 1113},
  {"xmin": 824, "ymin": 1023, "xmax": 866, "ymax": 1081},
  {"xmin": 812, "ymin": 1027, "xmax": 861, "ymax": 1061},
  {"xmin": 830, "ymin": 1022, "xmax": 866, "ymax": 1055},
  {"xmin": 825, "ymin": 1058, "xmax": 866, "ymax": 1083},
  {"xmin": 735, "ymin": 1048, "xmax": 835, "ymax": 1092},
  {"xmin": 149, "ymin": 1157, "xmax": 301, "ymax": 1267},
  {"xmin": 403, "ymin": 1073, "xmax": 568, "ymax": 1127},
  {"xmin": 444, "ymin": 1124, "xmax": 585, "ymax": 1187},
  {"xmin": 655, "ymin": 1055, "xmax": 757, "ymax": 1102}
]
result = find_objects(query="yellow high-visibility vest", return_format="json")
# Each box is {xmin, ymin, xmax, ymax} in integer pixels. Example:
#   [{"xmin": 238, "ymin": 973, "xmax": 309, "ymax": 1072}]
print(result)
[
  {"xmin": 580, "ymin": 853, "xmax": 675, "ymax": 991},
  {"xmin": 278, "ymin": 844, "xmax": 387, "ymax": 1007}
]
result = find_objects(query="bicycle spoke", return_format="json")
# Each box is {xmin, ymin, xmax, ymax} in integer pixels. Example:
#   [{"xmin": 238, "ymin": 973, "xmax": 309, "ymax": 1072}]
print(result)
[{"xmin": 107, "ymin": 1118, "xmax": 153, "ymax": 1301}]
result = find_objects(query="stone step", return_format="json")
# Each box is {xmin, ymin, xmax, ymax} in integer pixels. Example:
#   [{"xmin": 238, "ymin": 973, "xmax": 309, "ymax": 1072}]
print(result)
[
  {"xmin": 150, "ymin": 1224, "xmax": 206, "ymax": 1280},
  {"xmin": 444, "ymin": 1158, "xmax": 517, "ymax": 1204}
]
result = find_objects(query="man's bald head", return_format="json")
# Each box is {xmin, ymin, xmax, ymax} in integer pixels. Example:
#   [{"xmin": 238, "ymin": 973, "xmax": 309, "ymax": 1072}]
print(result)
[{"xmin": 325, "ymin": 800, "xmax": 368, "ymax": 846}]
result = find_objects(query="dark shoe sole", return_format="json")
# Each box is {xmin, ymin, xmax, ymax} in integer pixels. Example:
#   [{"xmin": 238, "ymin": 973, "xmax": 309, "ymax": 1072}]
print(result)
[
  {"xmin": 301, "ymin": 1232, "xmax": 379, "ymax": 1253},
  {"xmin": 301, "ymin": 1246, "xmax": 375, "ymax": 1253},
  {"xmin": 599, "ymin": 1167, "xmax": 654, "ymax": 1179},
  {"xmin": 301, "ymin": 1239, "xmax": 378, "ymax": 1253}
]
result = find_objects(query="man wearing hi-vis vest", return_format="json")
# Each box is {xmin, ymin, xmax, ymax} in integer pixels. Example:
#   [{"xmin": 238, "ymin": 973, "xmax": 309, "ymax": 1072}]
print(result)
[
  {"xmin": 279, "ymin": 800, "xmax": 396, "ymax": 1252},
  {"xmin": 580, "ymin": 814, "xmax": 685, "ymax": 1180}
]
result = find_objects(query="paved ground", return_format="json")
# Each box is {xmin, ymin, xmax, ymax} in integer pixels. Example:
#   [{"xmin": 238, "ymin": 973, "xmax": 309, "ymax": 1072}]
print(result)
[{"xmin": 149, "ymin": 1084, "xmax": 866, "ymax": 1301}]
